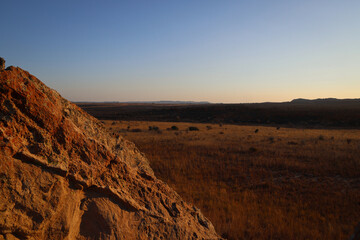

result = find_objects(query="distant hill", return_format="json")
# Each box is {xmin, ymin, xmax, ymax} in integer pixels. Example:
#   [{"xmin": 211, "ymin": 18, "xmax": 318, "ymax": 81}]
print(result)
[{"xmin": 291, "ymin": 98, "xmax": 360, "ymax": 104}]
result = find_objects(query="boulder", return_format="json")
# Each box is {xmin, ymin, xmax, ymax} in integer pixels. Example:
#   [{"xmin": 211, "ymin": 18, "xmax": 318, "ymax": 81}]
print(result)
[{"xmin": 0, "ymin": 66, "xmax": 220, "ymax": 239}]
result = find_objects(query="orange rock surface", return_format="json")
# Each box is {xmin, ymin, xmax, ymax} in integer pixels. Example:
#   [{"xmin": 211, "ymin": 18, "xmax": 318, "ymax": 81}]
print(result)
[{"xmin": 0, "ymin": 66, "xmax": 220, "ymax": 239}]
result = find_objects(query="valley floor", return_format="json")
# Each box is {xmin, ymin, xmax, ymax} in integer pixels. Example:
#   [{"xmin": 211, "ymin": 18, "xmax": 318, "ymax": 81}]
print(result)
[{"xmin": 104, "ymin": 120, "xmax": 360, "ymax": 240}]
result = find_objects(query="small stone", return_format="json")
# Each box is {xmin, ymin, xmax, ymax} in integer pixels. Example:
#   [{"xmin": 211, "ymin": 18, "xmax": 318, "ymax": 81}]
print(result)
[{"xmin": 0, "ymin": 57, "xmax": 5, "ymax": 70}]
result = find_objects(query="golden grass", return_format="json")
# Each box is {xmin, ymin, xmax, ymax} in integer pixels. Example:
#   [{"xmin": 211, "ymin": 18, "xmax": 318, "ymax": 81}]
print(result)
[{"xmin": 105, "ymin": 121, "xmax": 360, "ymax": 240}]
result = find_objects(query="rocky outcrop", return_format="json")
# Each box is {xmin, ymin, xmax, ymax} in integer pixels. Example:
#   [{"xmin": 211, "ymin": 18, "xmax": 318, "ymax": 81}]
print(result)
[{"xmin": 0, "ymin": 66, "xmax": 220, "ymax": 239}]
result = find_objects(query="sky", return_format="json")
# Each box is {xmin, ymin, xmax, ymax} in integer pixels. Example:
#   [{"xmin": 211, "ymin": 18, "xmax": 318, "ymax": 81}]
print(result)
[{"xmin": 1, "ymin": 0, "xmax": 359, "ymax": 103}]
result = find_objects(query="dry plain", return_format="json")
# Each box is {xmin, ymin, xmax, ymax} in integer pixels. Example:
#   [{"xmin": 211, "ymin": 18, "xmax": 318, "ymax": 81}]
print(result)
[{"xmin": 104, "ymin": 120, "xmax": 360, "ymax": 240}]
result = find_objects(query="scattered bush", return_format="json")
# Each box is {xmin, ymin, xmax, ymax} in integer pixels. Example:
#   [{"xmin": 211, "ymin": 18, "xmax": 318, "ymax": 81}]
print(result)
[
  {"xmin": 347, "ymin": 139, "xmax": 352, "ymax": 144},
  {"xmin": 149, "ymin": 126, "xmax": 159, "ymax": 131},
  {"xmin": 206, "ymin": 126, "xmax": 212, "ymax": 130},
  {"xmin": 188, "ymin": 126, "xmax": 199, "ymax": 131},
  {"xmin": 248, "ymin": 147, "xmax": 257, "ymax": 153},
  {"xmin": 254, "ymin": 129, "xmax": 259, "ymax": 133},
  {"xmin": 171, "ymin": 126, "xmax": 179, "ymax": 131},
  {"xmin": 318, "ymin": 135, "xmax": 325, "ymax": 140},
  {"xmin": 130, "ymin": 128, "xmax": 142, "ymax": 132}
]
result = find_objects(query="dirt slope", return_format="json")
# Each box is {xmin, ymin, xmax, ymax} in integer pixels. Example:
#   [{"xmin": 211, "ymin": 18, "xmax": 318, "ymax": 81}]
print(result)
[{"xmin": 0, "ymin": 66, "xmax": 220, "ymax": 239}]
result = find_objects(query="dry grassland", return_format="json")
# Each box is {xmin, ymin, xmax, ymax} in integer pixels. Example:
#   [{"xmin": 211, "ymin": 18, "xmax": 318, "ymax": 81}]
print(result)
[{"xmin": 105, "ymin": 120, "xmax": 360, "ymax": 240}]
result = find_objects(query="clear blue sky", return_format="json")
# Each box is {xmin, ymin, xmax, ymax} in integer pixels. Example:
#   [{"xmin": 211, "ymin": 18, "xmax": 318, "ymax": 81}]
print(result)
[{"xmin": 1, "ymin": 0, "xmax": 359, "ymax": 103}]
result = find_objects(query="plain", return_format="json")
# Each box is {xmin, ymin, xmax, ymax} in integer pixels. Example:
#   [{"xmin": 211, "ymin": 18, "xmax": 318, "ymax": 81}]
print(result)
[{"xmin": 104, "ymin": 120, "xmax": 360, "ymax": 240}]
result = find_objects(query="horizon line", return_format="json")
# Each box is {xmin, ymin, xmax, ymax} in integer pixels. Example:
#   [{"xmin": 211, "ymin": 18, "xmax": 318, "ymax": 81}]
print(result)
[{"xmin": 73, "ymin": 97, "xmax": 360, "ymax": 105}]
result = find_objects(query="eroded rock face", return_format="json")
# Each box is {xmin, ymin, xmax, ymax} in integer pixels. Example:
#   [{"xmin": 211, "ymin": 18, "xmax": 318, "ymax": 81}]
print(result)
[{"xmin": 0, "ymin": 67, "xmax": 220, "ymax": 239}]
